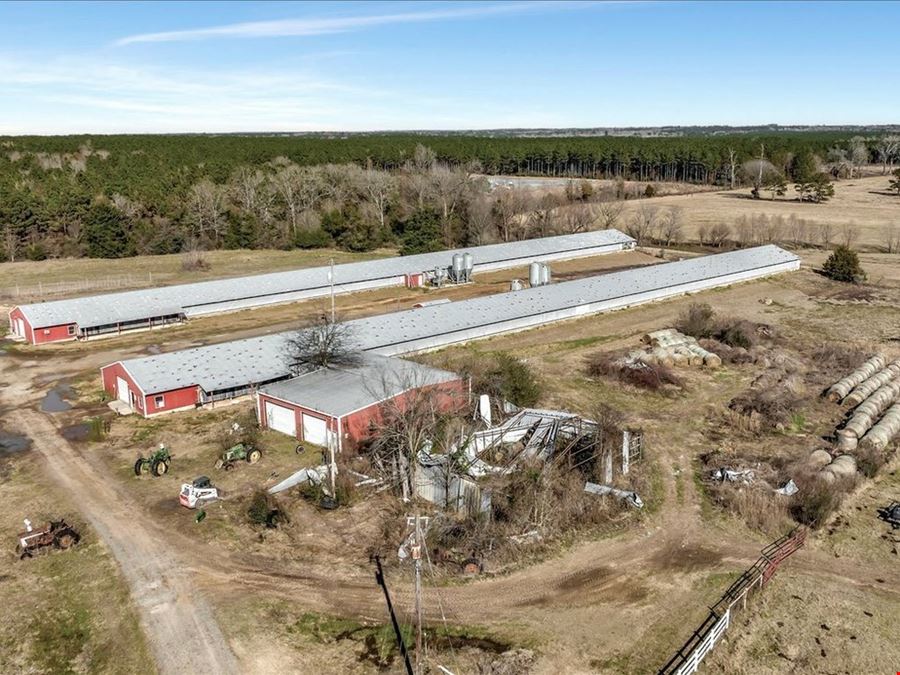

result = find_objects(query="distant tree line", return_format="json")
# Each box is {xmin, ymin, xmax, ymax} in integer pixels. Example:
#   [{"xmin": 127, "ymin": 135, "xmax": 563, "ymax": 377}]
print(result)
[{"xmin": 0, "ymin": 132, "xmax": 897, "ymax": 261}]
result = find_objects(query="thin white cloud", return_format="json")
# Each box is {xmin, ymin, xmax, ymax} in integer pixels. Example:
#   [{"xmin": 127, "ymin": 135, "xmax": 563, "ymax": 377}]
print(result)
[{"xmin": 114, "ymin": 1, "xmax": 590, "ymax": 46}]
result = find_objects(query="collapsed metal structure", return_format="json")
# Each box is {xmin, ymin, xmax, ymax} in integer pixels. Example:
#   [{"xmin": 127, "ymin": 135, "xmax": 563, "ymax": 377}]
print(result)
[{"xmin": 415, "ymin": 407, "xmax": 644, "ymax": 515}]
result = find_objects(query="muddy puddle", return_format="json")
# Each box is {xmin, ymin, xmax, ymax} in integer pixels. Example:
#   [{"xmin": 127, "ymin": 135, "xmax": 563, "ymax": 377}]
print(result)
[
  {"xmin": 0, "ymin": 430, "xmax": 31, "ymax": 456},
  {"xmin": 61, "ymin": 423, "xmax": 91, "ymax": 442},
  {"xmin": 41, "ymin": 383, "xmax": 74, "ymax": 412}
]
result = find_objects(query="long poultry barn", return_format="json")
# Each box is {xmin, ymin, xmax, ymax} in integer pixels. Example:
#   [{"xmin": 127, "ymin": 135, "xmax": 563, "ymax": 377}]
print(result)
[
  {"xmin": 101, "ymin": 245, "xmax": 799, "ymax": 417},
  {"xmin": 8, "ymin": 229, "xmax": 634, "ymax": 345}
]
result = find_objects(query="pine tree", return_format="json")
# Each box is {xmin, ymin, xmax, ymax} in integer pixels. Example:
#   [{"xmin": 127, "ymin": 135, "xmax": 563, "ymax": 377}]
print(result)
[{"xmin": 822, "ymin": 246, "xmax": 865, "ymax": 283}]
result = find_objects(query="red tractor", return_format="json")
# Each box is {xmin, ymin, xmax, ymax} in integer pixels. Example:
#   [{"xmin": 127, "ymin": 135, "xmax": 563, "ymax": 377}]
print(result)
[{"xmin": 16, "ymin": 519, "xmax": 80, "ymax": 559}]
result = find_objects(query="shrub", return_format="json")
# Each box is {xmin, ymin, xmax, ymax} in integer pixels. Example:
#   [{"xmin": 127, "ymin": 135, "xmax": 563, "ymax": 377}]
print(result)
[
  {"xmin": 293, "ymin": 228, "xmax": 332, "ymax": 249},
  {"xmin": 247, "ymin": 489, "xmax": 285, "ymax": 528},
  {"xmin": 586, "ymin": 352, "xmax": 683, "ymax": 392},
  {"xmin": 675, "ymin": 303, "xmax": 717, "ymax": 339},
  {"xmin": 728, "ymin": 387, "xmax": 803, "ymax": 430},
  {"xmin": 822, "ymin": 246, "xmax": 865, "ymax": 283},
  {"xmin": 484, "ymin": 353, "xmax": 542, "ymax": 407},
  {"xmin": 677, "ymin": 304, "xmax": 758, "ymax": 349},
  {"xmin": 789, "ymin": 474, "xmax": 851, "ymax": 528}
]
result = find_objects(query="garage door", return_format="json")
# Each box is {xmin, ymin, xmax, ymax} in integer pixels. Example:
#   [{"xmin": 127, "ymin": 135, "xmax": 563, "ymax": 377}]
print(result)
[
  {"xmin": 116, "ymin": 377, "xmax": 130, "ymax": 403},
  {"xmin": 302, "ymin": 414, "xmax": 328, "ymax": 446},
  {"xmin": 265, "ymin": 401, "xmax": 296, "ymax": 436}
]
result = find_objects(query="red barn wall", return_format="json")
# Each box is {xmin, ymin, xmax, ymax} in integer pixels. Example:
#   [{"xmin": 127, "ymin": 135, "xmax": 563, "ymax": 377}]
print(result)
[
  {"xmin": 143, "ymin": 387, "xmax": 199, "ymax": 415},
  {"xmin": 341, "ymin": 379, "xmax": 466, "ymax": 446},
  {"xmin": 100, "ymin": 362, "xmax": 146, "ymax": 414},
  {"xmin": 31, "ymin": 322, "xmax": 76, "ymax": 345},
  {"xmin": 7, "ymin": 307, "xmax": 33, "ymax": 343}
]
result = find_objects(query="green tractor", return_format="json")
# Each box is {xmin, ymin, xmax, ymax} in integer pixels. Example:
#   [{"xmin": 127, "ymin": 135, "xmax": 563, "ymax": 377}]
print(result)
[
  {"xmin": 214, "ymin": 443, "xmax": 262, "ymax": 471},
  {"xmin": 134, "ymin": 444, "xmax": 173, "ymax": 477}
]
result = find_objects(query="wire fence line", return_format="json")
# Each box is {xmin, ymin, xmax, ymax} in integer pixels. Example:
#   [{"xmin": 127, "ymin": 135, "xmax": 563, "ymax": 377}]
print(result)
[
  {"xmin": 658, "ymin": 527, "xmax": 807, "ymax": 675},
  {"xmin": 0, "ymin": 272, "xmax": 157, "ymax": 302}
]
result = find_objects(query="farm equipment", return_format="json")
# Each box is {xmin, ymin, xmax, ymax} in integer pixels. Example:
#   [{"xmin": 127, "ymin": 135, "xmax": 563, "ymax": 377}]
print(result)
[
  {"xmin": 134, "ymin": 444, "xmax": 172, "ymax": 477},
  {"xmin": 214, "ymin": 443, "xmax": 261, "ymax": 471},
  {"xmin": 16, "ymin": 518, "xmax": 80, "ymax": 559},
  {"xmin": 879, "ymin": 500, "xmax": 900, "ymax": 529},
  {"xmin": 179, "ymin": 476, "xmax": 219, "ymax": 509}
]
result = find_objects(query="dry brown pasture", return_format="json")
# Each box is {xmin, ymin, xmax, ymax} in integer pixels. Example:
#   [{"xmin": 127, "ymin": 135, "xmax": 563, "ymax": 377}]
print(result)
[{"xmin": 619, "ymin": 174, "xmax": 900, "ymax": 251}]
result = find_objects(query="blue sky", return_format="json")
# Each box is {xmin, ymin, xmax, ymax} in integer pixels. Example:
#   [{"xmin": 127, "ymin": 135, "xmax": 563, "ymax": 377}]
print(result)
[{"xmin": 0, "ymin": 1, "xmax": 897, "ymax": 134}]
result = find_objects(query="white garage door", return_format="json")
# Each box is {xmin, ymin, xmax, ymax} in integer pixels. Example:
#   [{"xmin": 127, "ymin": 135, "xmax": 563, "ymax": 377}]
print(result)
[
  {"xmin": 116, "ymin": 377, "xmax": 130, "ymax": 403},
  {"xmin": 302, "ymin": 414, "xmax": 328, "ymax": 447},
  {"xmin": 265, "ymin": 401, "xmax": 296, "ymax": 436}
]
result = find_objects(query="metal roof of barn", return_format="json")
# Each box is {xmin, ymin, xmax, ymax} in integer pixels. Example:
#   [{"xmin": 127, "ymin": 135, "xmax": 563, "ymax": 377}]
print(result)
[
  {"xmin": 16, "ymin": 229, "xmax": 634, "ymax": 329},
  {"xmin": 261, "ymin": 354, "xmax": 459, "ymax": 418},
  {"xmin": 117, "ymin": 245, "xmax": 798, "ymax": 395}
]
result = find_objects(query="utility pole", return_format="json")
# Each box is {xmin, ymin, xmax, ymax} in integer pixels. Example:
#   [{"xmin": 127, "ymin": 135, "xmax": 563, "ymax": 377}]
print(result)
[
  {"xmin": 407, "ymin": 514, "xmax": 430, "ymax": 675},
  {"xmin": 329, "ymin": 257, "xmax": 335, "ymax": 323},
  {"xmin": 371, "ymin": 555, "xmax": 413, "ymax": 675}
]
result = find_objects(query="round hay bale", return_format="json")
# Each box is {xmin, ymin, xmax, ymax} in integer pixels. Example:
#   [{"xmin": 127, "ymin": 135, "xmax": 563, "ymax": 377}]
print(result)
[
  {"xmin": 819, "ymin": 469, "xmax": 836, "ymax": 484},
  {"xmin": 808, "ymin": 449, "xmax": 832, "ymax": 468},
  {"xmin": 671, "ymin": 351, "xmax": 688, "ymax": 367},
  {"xmin": 835, "ymin": 429, "xmax": 858, "ymax": 451},
  {"xmin": 704, "ymin": 353, "xmax": 723, "ymax": 369},
  {"xmin": 829, "ymin": 454, "xmax": 857, "ymax": 476}
]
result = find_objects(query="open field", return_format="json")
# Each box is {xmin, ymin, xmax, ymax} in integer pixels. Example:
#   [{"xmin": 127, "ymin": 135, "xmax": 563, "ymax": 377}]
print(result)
[
  {"xmin": 3, "ymin": 246, "xmax": 900, "ymax": 673},
  {"xmin": 0, "ymin": 248, "xmax": 393, "ymax": 303},
  {"xmin": 621, "ymin": 174, "xmax": 900, "ymax": 251},
  {"xmin": 0, "ymin": 441, "xmax": 154, "ymax": 674}
]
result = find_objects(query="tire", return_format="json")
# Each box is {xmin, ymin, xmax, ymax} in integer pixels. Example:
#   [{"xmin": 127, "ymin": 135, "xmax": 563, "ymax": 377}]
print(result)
[
  {"xmin": 247, "ymin": 449, "xmax": 262, "ymax": 464},
  {"xmin": 224, "ymin": 462, "xmax": 234, "ymax": 472},
  {"xmin": 134, "ymin": 458, "xmax": 148, "ymax": 476},
  {"xmin": 151, "ymin": 459, "xmax": 169, "ymax": 476},
  {"xmin": 295, "ymin": 444, "xmax": 304, "ymax": 455},
  {"xmin": 214, "ymin": 458, "xmax": 224, "ymax": 470}
]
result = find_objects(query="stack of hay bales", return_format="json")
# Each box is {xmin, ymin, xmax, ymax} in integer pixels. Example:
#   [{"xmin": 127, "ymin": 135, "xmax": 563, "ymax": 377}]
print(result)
[
  {"xmin": 826, "ymin": 355, "xmax": 886, "ymax": 402},
  {"xmin": 639, "ymin": 329, "xmax": 722, "ymax": 368},
  {"xmin": 828, "ymin": 355, "xmax": 900, "ymax": 452},
  {"xmin": 860, "ymin": 402, "xmax": 900, "ymax": 451}
]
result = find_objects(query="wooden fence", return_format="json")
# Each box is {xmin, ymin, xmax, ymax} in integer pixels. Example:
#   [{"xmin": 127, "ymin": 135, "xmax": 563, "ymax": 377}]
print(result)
[
  {"xmin": 658, "ymin": 527, "xmax": 807, "ymax": 675},
  {"xmin": 0, "ymin": 273, "xmax": 156, "ymax": 302}
]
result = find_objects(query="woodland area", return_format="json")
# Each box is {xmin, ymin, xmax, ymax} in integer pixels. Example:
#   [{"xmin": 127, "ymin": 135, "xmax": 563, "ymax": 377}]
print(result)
[{"xmin": 0, "ymin": 132, "xmax": 898, "ymax": 261}]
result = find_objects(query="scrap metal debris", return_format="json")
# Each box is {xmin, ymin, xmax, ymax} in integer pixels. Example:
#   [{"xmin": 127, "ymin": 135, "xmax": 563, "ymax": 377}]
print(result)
[{"xmin": 584, "ymin": 481, "xmax": 644, "ymax": 509}]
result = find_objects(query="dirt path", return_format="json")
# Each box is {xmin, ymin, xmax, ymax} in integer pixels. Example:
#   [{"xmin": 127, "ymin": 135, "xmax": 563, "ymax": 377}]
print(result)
[{"xmin": 5, "ymin": 387, "xmax": 239, "ymax": 674}]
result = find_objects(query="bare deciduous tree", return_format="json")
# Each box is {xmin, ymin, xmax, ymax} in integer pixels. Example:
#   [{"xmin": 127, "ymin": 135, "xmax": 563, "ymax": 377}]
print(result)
[
  {"xmin": 875, "ymin": 135, "xmax": 900, "ymax": 175},
  {"xmin": 883, "ymin": 225, "xmax": 900, "ymax": 254},
  {"xmin": 818, "ymin": 222, "xmax": 834, "ymax": 249},
  {"xmin": 625, "ymin": 203, "xmax": 657, "ymax": 245},
  {"xmin": 558, "ymin": 202, "xmax": 595, "ymax": 234},
  {"xmin": 3, "ymin": 227, "xmax": 18, "ymax": 262},
  {"xmin": 284, "ymin": 315, "xmax": 361, "ymax": 373},
  {"xmin": 741, "ymin": 158, "xmax": 778, "ymax": 199},
  {"xmin": 366, "ymin": 371, "xmax": 460, "ymax": 502},
  {"xmin": 848, "ymin": 137, "xmax": 869, "ymax": 178},
  {"xmin": 657, "ymin": 206, "xmax": 684, "ymax": 246},
  {"xmin": 727, "ymin": 148, "xmax": 737, "ymax": 189},
  {"xmin": 595, "ymin": 200, "xmax": 625, "ymax": 230},
  {"xmin": 707, "ymin": 222, "xmax": 731, "ymax": 247},
  {"xmin": 356, "ymin": 167, "xmax": 395, "ymax": 232},
  {"xmin": 188, "ymin": 179, "xmax": 226, "ymax": 245},
  {"xmin": 840, "ymin": 223, "xmax": 858, "ymax": 249}
]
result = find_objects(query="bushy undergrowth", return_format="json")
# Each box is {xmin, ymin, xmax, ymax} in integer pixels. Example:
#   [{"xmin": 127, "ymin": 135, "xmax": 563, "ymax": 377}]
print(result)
[
  {"xmin": 676, "ymin": 302, "xmax": 763, "ymax": 350},
  {"xmin": 586, "ymin": 352, "xmax": 683, "ymax": 392}
]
